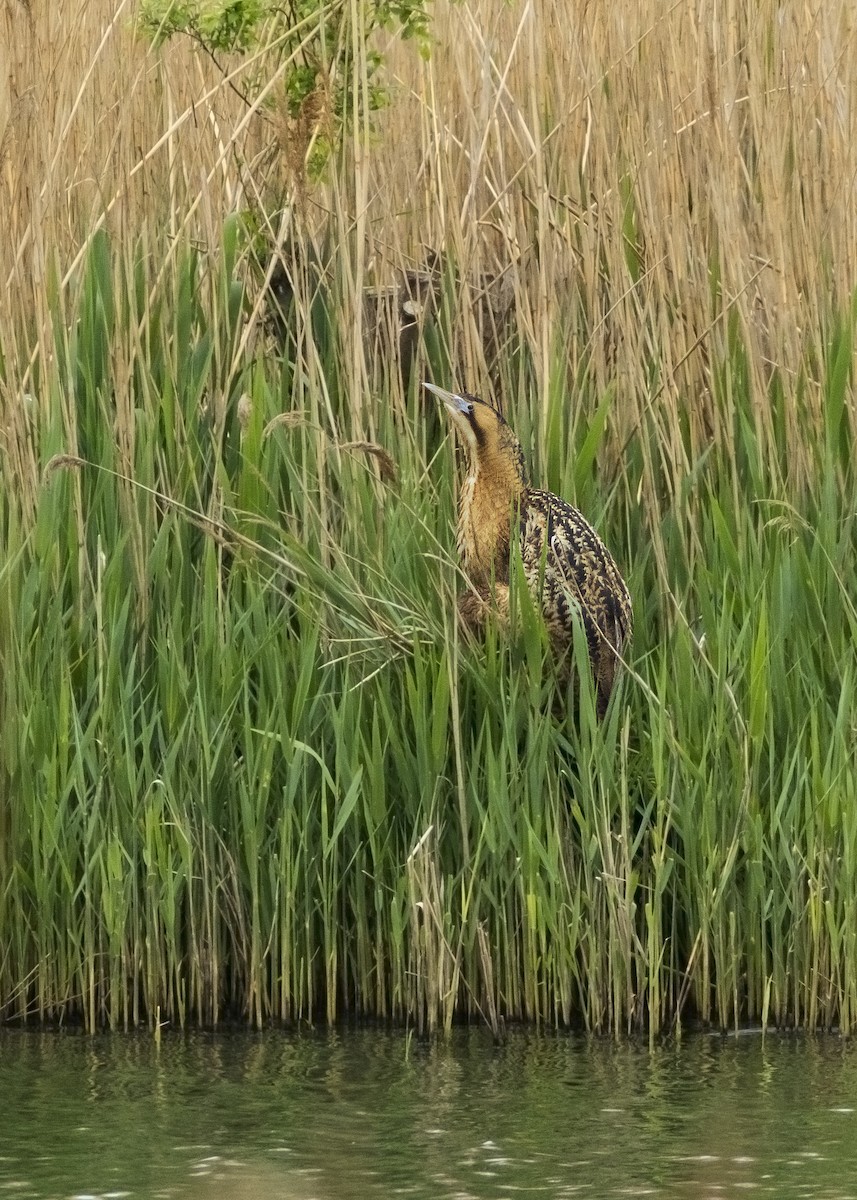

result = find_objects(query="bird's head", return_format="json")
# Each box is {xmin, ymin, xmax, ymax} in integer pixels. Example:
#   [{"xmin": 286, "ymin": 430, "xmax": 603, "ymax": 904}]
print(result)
[{"xmin": 424, "ymin": 383, "xmax": 527, "ymax": 488}]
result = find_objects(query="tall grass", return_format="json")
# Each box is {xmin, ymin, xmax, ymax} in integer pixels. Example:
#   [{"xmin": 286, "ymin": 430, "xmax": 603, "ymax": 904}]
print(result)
[{"xmin": 1, "ymin": 0, "xmax": 856, "ymax": 1037}]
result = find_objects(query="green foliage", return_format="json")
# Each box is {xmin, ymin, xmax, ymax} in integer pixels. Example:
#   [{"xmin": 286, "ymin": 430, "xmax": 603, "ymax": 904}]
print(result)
[
  {"xmin": 138, "ymin": 0, "xmax": 433, "ymax": 172},
  {"xmin": 140, "ymin": 0, "xmax": 265, "ymax": 51},
  {"xmin": 1, "ymin": 230, "xmax": 856, "ymax": 1038}
]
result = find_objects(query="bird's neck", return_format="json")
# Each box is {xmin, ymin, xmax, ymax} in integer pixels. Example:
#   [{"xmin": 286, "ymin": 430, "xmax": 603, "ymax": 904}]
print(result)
[{"xmin": 458, "ymin": 453, "xmax": 525, "ymax": 582}]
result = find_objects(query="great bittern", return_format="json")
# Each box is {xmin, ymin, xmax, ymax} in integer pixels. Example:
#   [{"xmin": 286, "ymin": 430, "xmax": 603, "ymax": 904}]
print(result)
[{"xmin": 426, "ymin": 383, "xmax": 632, "ymax": 718}]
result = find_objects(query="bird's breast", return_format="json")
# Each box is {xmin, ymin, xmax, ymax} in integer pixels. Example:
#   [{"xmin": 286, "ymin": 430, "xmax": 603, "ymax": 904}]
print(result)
[{"xmin": 456, "ymin": 473, "xmax": 514, "ymax": 583}]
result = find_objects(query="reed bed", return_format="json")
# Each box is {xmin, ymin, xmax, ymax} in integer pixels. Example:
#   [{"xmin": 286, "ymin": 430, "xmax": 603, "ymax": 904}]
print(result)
[{"xmin": 1, "ymin": 0, "xmax": 856, "ymax": 1038}]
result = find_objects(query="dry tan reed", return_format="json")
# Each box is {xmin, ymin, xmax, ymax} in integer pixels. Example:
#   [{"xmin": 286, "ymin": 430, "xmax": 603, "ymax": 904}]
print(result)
[{"xmin": 2, "ymin": 0, "xmax": 855, "ymax": 528}]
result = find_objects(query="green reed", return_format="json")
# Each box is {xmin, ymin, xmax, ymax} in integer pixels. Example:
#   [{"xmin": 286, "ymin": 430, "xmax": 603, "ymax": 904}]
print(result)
[{"xmin": 1, "ymin": 225, "xmax": 855, "ymax": 1039}]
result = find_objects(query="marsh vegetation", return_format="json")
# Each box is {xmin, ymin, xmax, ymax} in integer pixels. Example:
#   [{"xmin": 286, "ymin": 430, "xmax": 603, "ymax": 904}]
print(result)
[{"xmin": 1, "ymin": 0, "xmax": 856, "ymax": 1036}]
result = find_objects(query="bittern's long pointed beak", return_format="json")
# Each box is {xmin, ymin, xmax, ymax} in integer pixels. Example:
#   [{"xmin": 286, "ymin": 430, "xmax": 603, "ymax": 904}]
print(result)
[{"xmin": 423, "ymin": 382, "xmax": 472, "ymax": 416}]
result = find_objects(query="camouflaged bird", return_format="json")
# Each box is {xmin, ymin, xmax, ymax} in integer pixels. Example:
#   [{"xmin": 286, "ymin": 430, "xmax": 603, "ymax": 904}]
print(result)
[{"xmin": 425, "ymin": 383, "xmax": 632, "ymax": 718}]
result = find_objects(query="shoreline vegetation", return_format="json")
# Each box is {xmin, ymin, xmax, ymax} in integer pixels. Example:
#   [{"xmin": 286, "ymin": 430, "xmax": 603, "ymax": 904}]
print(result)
[{"xmin": 1, "ymin": 1, "xmax": 856, "ymax": 1038}]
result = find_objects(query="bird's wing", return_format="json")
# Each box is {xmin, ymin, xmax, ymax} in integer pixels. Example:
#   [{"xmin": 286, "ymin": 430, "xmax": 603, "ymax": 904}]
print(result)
[{"xmin": 520, "ymin": 491, "xmax": 632, "ymax": 652}]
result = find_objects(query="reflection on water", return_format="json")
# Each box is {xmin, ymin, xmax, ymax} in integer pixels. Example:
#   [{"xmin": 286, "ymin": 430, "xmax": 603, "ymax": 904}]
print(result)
[{"xmin": 0, "ymin": 1027, "xmax": 856, "ymax": 1199}]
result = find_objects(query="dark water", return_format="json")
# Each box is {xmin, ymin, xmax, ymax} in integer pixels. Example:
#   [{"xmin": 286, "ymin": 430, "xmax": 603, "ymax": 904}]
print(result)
[{"xmin": 1, "ymin": 1028, "xmax": 856, "ymax": 1199}]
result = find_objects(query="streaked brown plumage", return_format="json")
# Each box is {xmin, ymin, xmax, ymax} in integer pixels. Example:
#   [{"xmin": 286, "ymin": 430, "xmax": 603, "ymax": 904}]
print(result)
[{"xmin": 425, "ymin": 383, "xmax": 632, "ymax": 718}]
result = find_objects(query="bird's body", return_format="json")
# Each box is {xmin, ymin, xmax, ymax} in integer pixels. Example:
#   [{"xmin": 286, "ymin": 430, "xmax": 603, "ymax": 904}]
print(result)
[{"xmin": 425, "ymin": 383, "xmax": 632, "ymax": 718}]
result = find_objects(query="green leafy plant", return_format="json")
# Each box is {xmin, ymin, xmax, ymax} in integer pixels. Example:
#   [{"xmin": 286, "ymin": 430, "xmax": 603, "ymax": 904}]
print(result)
[{"xmin": 139, "ymin": 0, "xmax": 433, "ymax": 175}]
